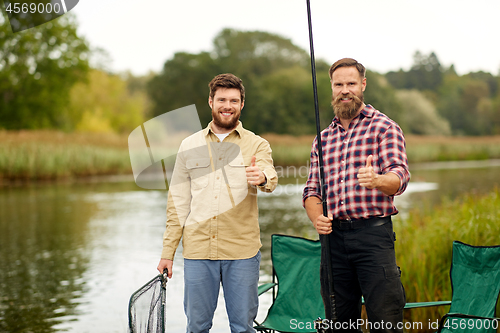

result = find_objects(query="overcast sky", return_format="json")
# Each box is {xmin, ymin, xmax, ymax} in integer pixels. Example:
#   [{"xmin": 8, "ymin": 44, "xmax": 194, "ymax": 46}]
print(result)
[{"xmin": 72, "ymin": 0, "xmax": 500, "ymax": 77}]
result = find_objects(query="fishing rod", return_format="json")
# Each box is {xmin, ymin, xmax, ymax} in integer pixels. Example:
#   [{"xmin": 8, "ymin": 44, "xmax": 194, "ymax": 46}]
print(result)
[{"xmin": 305, "ymin": 0, "xmax": 337, "ymax": 330}]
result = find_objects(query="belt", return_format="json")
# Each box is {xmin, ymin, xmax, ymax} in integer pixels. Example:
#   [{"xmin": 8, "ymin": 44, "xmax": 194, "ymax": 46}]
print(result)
[{"xmin": 332, "ymin": 216, "xmax": 391, "ymax": 230}]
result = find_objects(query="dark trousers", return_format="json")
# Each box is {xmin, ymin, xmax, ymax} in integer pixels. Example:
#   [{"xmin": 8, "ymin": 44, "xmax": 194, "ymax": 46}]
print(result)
[{"xmin": 320, "ymin": 220, "xmax": 406, "ymax": 333}]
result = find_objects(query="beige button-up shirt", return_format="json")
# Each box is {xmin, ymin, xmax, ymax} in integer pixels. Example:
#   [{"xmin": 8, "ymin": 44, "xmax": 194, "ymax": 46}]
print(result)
[{"xmin": 161, "ymin": 121, "xmax": 278, "ymax": 260}]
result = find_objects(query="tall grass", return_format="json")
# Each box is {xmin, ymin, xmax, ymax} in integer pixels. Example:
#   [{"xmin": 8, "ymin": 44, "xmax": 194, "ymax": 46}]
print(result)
[
  {"xmin": 0, "ymin": 144, "xmax": 131, "ymax": 180},
  {"xmin": 263, "ymin": 134, "xmax": 500, "ymax": 166},
  {"xmin": 405, "ymin": 135, "xmax": 500, "ymax": 163},
  {"xmin": 2, "ymin": 131, "xmax": 500, "ymax": 181},
  {"xmin": 394, "ymin": 189, "xmax": 500, "ymax": 332},
  {"xmin": 0, "ymin": 130, "xmax": 131, "ymax": 181}
]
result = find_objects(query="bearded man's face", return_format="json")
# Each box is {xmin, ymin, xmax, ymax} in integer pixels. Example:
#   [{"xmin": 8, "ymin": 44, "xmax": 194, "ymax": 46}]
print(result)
[{"xmin": 330, "ymin": 66, "xmax": 366, "ymax": 120}]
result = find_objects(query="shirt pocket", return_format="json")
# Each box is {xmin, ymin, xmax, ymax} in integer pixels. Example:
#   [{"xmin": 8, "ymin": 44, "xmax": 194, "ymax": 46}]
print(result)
[
  {"xmin": 225, "ymin": 156, "xmax": 248, "ymax": 189},
  {"xmin": 186, "ymin": 158, "xmax": 211, "ymax": 189}
]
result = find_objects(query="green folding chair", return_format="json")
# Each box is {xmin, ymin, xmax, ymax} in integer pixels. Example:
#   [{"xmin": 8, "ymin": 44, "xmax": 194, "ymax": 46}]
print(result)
[
  {"xmin": 255, "ymin": 234, "xmax": 452, "ymax": 333},
  {"xmin": 435, "ymin": 241, "xmax": 500, "ymax": 333},
  {"xmin": 255, "ymin": 234, "xmax": 324, "ymax": 333}
]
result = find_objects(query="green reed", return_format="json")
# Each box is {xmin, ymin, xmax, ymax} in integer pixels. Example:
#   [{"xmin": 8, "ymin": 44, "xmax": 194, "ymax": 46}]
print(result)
[
  {"xmin": 2, "ymin": 131, "xmax": 500, "ymax": 181},
  {"xmin": 393, "ymin": 189, "xmax": 500, "ymax": 331},
  {"xmin": 0, "ymin": 142, "xmax": 131, "ymax": 180},
  {"xmin": 266, "ymin": 135, "xmax": 500, "ymax": 167}
]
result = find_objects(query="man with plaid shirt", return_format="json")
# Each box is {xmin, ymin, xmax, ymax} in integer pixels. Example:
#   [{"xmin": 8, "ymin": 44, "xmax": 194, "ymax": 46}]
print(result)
[{"xmin": 303, "ymin": 58, "xmax": 410, "ymax": 333}]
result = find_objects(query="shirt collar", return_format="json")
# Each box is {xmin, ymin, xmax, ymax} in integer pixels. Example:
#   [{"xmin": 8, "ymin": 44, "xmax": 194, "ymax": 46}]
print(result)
[
  {"xmin": 204, "ymin": 121, "xmax": 244, "ymax": 138},
  {"xmin": 332, "ymin": 104, "xmax": 375, "ymax": 127}
]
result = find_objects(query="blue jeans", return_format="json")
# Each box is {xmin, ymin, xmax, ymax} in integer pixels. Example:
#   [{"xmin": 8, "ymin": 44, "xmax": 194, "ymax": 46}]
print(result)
[{"xmin": 184, "ymin": 252, "xmax": 261, "ymax": 333}]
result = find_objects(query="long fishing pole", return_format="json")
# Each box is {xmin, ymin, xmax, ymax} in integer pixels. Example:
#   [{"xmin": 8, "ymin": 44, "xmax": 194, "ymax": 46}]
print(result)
[{"xmin": 305, "ymin": 0, "xmax": 337, "ymax": 330}]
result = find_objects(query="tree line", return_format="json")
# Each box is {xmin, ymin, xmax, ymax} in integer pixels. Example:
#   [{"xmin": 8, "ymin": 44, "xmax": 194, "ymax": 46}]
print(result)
[{"xmin": 1, "ymin": 11, "xmax": 499, "ymax": 136}]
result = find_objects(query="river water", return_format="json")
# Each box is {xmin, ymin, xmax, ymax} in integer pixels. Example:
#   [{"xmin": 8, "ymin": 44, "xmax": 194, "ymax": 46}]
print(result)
[{"xmin": 1, "ymin": 160, "xmax": 499, "ymax": 333}]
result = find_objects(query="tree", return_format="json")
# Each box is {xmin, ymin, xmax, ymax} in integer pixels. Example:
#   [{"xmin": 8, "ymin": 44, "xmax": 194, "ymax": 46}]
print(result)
[
  {"xmin": 0, "ymin": 11, "xmax": 89, "ymax": 129},
  {"xmin": 212, "ymin": 28, "xmax": 310, "ymax": 79},
  {"xmin": 386, "ymin": 51, "xmax": 443, "ymax": 91},
  {"xmin": 364, "ymin": 70, "xmax": 405, "ymax": 129},
  {"xmin": 395, "ymin": 90, "xmax": 451, "ymax": 135},
  {"xmin": 148, "ymin": 28, "xmax": 407, "ymax": 135},
  {"xmin": 147, "ymin": 51, "xmax": 220, "ymax": 127},
  {"xmin": 253, "ymin": 65, "xmax": 329, "ymax": 134},
  {"xmin": 147, "ymin": 29, "xmax": 317, "ymax": 134},
  {"xmin": 437, "ymin": 74, "xmax": 493, "ymax": 135},
  {"xmin": 69, "ymin": 69, "xmax": 149, "ymax": 133}
]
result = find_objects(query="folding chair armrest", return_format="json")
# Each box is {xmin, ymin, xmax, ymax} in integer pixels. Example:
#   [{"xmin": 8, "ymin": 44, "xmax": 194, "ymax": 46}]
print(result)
[
  {"xmin": 258, "ymin": 282, "xmax": 276, "ymax": 296},
  {"xmin": 404, "ymin": 300, "xmax": 451, "ymax": 309},
  {"xmin": 437, "ymin": 313, "xmax": 500, "ymax": 333}
]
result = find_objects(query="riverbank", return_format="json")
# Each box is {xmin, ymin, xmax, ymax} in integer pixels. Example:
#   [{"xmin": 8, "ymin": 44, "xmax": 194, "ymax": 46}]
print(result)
[
  {"xmin": 2, "ymin": 130, "xmax": 500, "ymax": 181},
  {"xmin": 0, "ymin": 130, "xmax": 131, "ymax": 182},
  {"xmin": 265, "ymin": 133, "xmax": 500, "ymax": 166}
]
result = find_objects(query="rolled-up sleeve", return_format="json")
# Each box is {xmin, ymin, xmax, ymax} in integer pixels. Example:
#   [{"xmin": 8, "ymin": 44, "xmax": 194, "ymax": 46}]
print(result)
[
  {"xmin": 256, "ymin": 140, "xmax": 278, "ymax": 193},
  {"xmin": 379, "ymin": 125, "xmax": 410, "ymax": 196},
  {"xmin": 302, "ymin": 138, "xmax": 322, "ymax": 206}
]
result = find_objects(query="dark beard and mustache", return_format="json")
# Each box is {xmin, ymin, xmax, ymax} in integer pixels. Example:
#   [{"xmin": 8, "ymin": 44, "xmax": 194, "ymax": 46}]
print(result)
[{"xmin": 331, "ymin": 93, "xmax": 363, "ymax": 120}]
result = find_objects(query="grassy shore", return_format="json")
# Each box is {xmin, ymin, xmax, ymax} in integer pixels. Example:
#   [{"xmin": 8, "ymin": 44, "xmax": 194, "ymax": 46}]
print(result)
[
  {"xmin": 394, "ymin": 188, "xmax": 500, "ymax": 332},
  {"xmin": 264, "ymin": 134, "xmax": 500, "ymax": 166},
  {"xmin": 0, "ymin": 130, "xmax": 131, "ymax": 181},
  {"xmin": 2, "ymin": 130, "xmax": 500, "ymax": 181}
]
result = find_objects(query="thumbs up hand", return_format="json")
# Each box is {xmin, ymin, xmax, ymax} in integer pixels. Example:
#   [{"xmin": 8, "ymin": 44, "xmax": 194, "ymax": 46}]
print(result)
[
  {"xmin": 357, "ymin": 155, "xmax": 378, "ymax": 190},
  {"xmin": 246, "ymin": 156, "xmax": 266, "ymax": 186}
]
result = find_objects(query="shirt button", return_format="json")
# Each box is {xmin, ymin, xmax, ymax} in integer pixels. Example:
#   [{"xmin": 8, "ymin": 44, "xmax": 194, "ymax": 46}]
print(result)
[
  {"xmin": 340, "ymin": 201, "xmax": 344, "ymax": 205},
  {"xmin": 213, "ymin": 216, "xmax": 216, "ymax": 219},
  {"xmin": 212, "ymin": 235, "xmax": 216, "ymax": 239}
]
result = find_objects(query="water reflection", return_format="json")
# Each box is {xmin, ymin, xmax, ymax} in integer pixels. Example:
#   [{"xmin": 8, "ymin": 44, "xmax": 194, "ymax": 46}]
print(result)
[
  {"xmin": 408, "ymin": 160, "xmax": 500, "ymax": 213},
  {"xmin": 0, "ymin": 185, "xmax": 94, "ymax": 332}
]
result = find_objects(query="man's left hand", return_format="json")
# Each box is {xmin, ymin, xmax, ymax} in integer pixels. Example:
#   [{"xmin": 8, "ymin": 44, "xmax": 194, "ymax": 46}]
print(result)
[
  {"xmin": 357, "ymin": 155, "xmax": 379, "ymax": 189},
  {"xmin": 246, "ymin": 156, "xmax": 266, "ymax": 186}
]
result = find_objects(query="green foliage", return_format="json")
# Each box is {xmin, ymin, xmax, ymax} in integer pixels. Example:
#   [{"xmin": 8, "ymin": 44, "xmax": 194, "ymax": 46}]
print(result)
[
  {"xmin": 386, "ymin": 51, "xmax": 443, "ymax": 91},
  {"xmin": 148, "ymin": 51, "xmax": 219, "ymax": 127},
  {"xmin": 147, "ymin": 28, "xmax": 405, "ymax": 135},
  {"xmin": 0, "ymin": 11, "xmax": 90, "ymax": 129},
  {"xmin": 0, "ymin": 130, "xmax": 131, "ymax": 180},
  {"xmin": 364, "ymin": 70, "xmax": 405, "ymax": 128},
  {"xmin": 437, "ymin": 73, "xmax": 497, "ymax": 135},
  {"xmin": 147, "ymin": 28, "xmax": 322, "ymax": 134},
  {"xmin": 69, "ymin": 69, "xmax": 149, "ymax": 133},
  {"xmin": 395, "ymin": 89, "xmax": 451, "ymax": 135},
  {"xmin": 395, "ymin": 189, "xmax": 500, "ymax": 328},
  {"xmin": 0, "ymin": 142, "xmax": 130, "ymax": 179},
  {"xmin": 385, "ymin": 51, "xmax": 500, "ymax": 136},
  {"xmin": 212, "ymin": 28, "xmax": 310, "ymax": 79}
]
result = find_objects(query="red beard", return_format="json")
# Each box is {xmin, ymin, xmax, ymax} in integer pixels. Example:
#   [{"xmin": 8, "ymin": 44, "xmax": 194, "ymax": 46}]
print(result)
[{"xmin": 331, "ymin": 93, "xmax": 363, "ymax": 120}]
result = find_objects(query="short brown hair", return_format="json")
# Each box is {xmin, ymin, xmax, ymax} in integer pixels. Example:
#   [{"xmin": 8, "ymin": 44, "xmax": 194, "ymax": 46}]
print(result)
[
  {"xmin": 329, "ymin": 58, "xmax": 366, "ymax": 80},
  {"xmin": 208, "ymin": 73, "xmax": 245, "ymax": 102}
]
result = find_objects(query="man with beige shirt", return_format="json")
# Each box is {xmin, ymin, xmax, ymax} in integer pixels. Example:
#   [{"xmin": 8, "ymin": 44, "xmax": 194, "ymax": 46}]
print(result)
[{"xmin": 157, "ymin": 73, "xmax": 278, "ymax": 333}]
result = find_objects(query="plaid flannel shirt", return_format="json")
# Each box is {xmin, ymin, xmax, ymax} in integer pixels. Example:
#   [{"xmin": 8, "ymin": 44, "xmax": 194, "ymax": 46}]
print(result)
[{"xmin": 302, "ymin": 105, "xmax": 410, "ymax": 221}]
